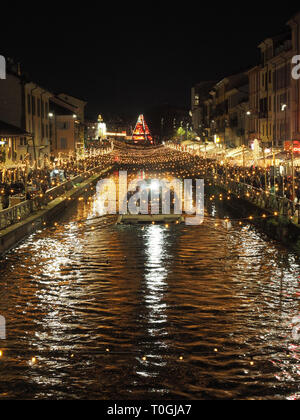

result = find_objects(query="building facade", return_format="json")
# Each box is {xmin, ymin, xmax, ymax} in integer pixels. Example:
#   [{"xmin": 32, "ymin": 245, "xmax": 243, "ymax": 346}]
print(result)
[
  {"xmin": 0, "ymin": 61, "xmax": 52, "ymax": 168},
  {"xmin": 57, "ymin": 94, "xmax": 87, "ymax": 158},
  {"xmin": 192, "ymin": 12, "xmax": 300, "ymax": 152},
  {"xmin": 289, "ymin": 13, "xmax": 300, "ymax": 143},
  {"xmin": 49, "ymin": 96, "xmax": 83, "ymax": 159},
  {"xmin": 191, "ymin": 81, "xmax": 216, "ymax": 140},
  {"xmin": 192, "ymin": 73, "xmax": 249, "ymax": 147},
  {"xmin": 24, "ymin": 82, "xmax": 52, "ymax": 167},
  {"xmin": 248, "ymin": 13, "xmax": 300, "ymax": 149}
]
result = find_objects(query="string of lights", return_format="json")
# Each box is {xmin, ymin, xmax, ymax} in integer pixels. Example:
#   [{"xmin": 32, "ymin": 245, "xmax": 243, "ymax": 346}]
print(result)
[{"xmin": 0, "ymin": 349, "xmax": 259, "ymax": 367}]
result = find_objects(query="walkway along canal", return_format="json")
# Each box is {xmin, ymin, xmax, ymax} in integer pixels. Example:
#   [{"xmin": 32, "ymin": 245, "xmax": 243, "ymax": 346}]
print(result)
[
  {"xmin": 0, "ymin": 164, "xmax": 114, "ymax": 255},
  {"xmin": 206, "ymin": 172, "xmax": 300, "ymax": 254},
  {"xmin": 166, "ymin": 144, "xmax": 300, "ymax": 254}
]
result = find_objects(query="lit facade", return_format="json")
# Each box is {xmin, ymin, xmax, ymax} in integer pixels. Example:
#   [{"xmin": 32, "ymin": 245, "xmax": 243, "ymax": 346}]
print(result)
[
  {"xmin": 0, "ymin": 63, "xmax": 52, "ymax": 168},
  {"xmin": 24, "ymin": 82, "xmax": 52, "ymax": 167},
  {"xmin": 49, "ymin": 97, "xmax": 82, "ymax": 159}
]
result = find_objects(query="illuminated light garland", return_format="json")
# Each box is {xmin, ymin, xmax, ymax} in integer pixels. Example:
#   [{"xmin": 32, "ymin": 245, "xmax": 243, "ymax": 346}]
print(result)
[{"xmin": 29, "ymin": 143, "xmax": 296, "ymax": 232}]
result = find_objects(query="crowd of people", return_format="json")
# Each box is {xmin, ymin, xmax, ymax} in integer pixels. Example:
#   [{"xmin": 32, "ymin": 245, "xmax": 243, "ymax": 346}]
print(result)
[
  {"xmin": 213, "ymin": 163, "xmax": 300, "ymax": 203},
  {"xmin": 0, "ymin": 152, "xmax": 114, "ymax": 210},
  {"xmin": 2, "ymin": 141, "xmax": 300, "ymax": 211}
]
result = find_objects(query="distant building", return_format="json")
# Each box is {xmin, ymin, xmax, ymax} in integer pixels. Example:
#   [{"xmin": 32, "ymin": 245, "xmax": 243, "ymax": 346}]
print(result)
[
  {"xmin": 247, "ymin": 12, "xmax": 300, "ymax": 149},
  {"xmin": 192, "ymin": 73, "xmax": 249, "ymax": 147},
  {"xmin": 49, "ymin": 96, "xmax": 83, "ymax": 159},
  {"xmin": 191, "ymin": 81, "xmax": 216, "ymax": 139},
  {"xmin": 191, "ymin": 11, "xmax": 300, "ymax": 151},
  {"xmin": 248, "ymin": 31, "xmax": 293, "ymax": 148},
  {"xmin": 86, "ymin": 120, "xmax": 98, "ymax": 142},
  {"xmin": 57, "ymin": 94, "xmax": 87, "ymax": 157},
  {"xmin": 24, "ymin": 82, "xmax": 52, "ymax": 167}
]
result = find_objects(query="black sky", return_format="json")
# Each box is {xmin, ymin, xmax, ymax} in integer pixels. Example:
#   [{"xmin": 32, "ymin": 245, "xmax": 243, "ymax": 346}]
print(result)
[{"xmin": 2, "ymin": 8, "xmax": 300, "ymax": 120}]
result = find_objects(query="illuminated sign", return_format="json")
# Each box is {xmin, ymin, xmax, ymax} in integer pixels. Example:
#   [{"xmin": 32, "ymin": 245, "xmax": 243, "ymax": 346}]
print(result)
[{"xmin": 284, "ymin": 141, "xmax": 300, "ymax": 154}]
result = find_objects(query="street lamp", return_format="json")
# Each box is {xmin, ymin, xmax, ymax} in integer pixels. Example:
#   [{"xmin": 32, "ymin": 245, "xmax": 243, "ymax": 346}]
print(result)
[
  {"xmin": 49, "ymin": 112, "xmax": 57, "ymax": 157},
  {"xmin": 245, "ymin": 111, "xmax": 251, "ymax": 147}
]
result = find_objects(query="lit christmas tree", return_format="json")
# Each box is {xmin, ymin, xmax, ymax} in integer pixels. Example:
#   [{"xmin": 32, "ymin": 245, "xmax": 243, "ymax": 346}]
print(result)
[{"xmin": 132, "ymin": 115, "xmax": 153, "ymax": 144}]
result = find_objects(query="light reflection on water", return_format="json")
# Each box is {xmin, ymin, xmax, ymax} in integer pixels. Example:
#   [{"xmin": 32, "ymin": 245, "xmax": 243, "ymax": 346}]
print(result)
[{"xmin": 0, "ymin": 181, "xmax": 299, "ymax": 399}]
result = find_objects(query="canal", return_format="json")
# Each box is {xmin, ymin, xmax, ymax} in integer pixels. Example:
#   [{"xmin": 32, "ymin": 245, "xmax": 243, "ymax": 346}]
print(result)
[{"xmin": 0, "ymin": 174, "xmax": 300, "ymax": 400}]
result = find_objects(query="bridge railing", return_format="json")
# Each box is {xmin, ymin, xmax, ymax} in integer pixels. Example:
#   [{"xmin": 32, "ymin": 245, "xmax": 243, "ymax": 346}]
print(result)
[
  {"xmin": 213, "ymin": 174, "xmax": 300, "ymax": 225},
  {"xmin": 0, "ymin": 201, "xmax": 34, "ymax": 230}
]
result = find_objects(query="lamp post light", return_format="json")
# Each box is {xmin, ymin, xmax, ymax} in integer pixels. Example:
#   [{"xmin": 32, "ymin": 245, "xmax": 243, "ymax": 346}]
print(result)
[
  {"xmin": 245, "ymin": 111, "xmax": 251, "ymax": 157},
  {"xmin": 49, "ymin": 112, "xmax": 57, "ymax": 161}
]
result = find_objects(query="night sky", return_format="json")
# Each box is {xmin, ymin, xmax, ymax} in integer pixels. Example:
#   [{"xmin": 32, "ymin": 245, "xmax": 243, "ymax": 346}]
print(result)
[{"xmin": 2, "ymin": 8, "xmax": 300, "ymax": 121}]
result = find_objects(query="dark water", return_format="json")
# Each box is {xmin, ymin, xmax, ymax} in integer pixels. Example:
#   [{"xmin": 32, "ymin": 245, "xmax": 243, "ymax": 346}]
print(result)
[{"xmin": 0, "ymin": 185, "xmax": 300, "ymax": 400}]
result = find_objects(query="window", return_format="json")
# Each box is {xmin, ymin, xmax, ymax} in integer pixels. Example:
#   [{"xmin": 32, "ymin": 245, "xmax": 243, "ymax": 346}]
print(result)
[
  {"xmin": 60, "ymin": 138, "xmax": 67, "ymax": 149},
  {"xmin": 60, "ymin": 122, "xmax": 70, "ymax": 130}
]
